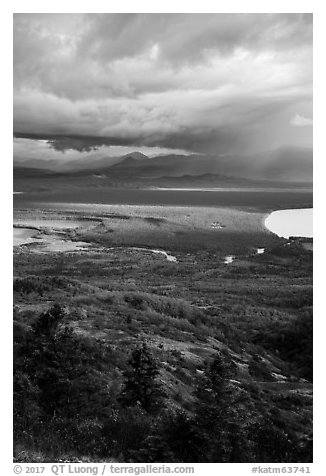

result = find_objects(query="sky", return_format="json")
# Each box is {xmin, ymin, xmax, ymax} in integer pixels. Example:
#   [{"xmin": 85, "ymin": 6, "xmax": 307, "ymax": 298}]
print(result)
[{"xmin": 13, "ymin": 13, "xmax": 313, "ymax": 164}]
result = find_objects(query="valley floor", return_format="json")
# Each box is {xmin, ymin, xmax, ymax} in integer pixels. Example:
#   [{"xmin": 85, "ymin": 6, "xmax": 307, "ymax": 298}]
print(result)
[{"xmin": 13, "ymin": 202, "xmax": 313, "ymax": 463}]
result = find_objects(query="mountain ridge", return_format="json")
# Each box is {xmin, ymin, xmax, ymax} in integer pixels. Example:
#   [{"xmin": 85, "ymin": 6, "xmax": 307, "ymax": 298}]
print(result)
[{"xmin": 14, "ymin": 146, "xmax": 313, "ymax": 183}]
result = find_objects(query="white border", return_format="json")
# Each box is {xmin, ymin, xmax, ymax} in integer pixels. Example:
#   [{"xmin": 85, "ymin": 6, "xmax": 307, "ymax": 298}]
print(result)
[{"xmin": 3, "ymin": 2, "xmax": 324, "ymax": 474}]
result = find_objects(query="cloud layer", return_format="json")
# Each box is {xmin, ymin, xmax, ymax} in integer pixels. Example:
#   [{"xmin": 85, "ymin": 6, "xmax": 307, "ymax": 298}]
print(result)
[{"xmin": 14, "ymin": 13, "xmax": 313, "ymax": 156}]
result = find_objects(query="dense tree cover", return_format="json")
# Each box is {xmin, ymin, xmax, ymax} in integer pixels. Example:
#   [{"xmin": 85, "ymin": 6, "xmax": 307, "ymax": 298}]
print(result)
[
  {"xmin": 254, "ymin": 310, "xmax": 313, "ymax": 381},
  {"xmin": 13, "ymin": 304, "xmax": 312, "ymax": 462}
]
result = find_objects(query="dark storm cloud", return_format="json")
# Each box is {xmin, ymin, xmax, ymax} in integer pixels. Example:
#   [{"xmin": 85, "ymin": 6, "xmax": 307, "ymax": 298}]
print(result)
[
  {"xmin": 13, "ymin": 13, "xmax": 312, "ymax": 156},
  {"xmin": 78, "ymin": 13, "xmax": 311, "ymax": 64},
  {"xmin": 14, "ymin": 132, "xmax": 147, "ymax": 152}
]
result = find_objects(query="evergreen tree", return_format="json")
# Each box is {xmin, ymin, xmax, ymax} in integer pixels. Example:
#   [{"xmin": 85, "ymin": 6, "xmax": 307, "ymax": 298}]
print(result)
[
  {"xmin": 31, "ymin": 303, "xmax": 65, "ymax": 338},
  {"xmin": 195, "ymin": 351, "xmax": 237, "ymax": 422},
  {"xmin": 134, "ymin": 410, "xmax": 202, "ymax": 462},
  {"xmin": 193, "ymin": 351, "xmax": 250, "ymax": 462},
  {"xmin": 119, "ymin": 343, "xmax": 165, "ymax": 414}
]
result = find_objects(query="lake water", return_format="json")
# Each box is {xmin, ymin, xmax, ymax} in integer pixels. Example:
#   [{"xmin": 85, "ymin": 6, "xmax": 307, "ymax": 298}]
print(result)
[
  {"xmin": 265, "ymin": 208, "xmax": 313, "ymax": 239},
  {"xmin": 224, "ymin": 255, "xmax": 235, "ymax": 264},
  {"xmin": 13, "ymin": 187, "xmax": 312, "ymax": 209}
]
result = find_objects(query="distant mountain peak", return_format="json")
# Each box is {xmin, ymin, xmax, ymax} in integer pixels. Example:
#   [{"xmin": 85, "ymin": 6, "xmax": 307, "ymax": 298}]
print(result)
[
  {"xmin": 110, "ymin": 152, "xmax": 151, "ymax": 170},
  {"xmin": 121, "ymin": 152, "xmax": 149, "ymax": 161}
]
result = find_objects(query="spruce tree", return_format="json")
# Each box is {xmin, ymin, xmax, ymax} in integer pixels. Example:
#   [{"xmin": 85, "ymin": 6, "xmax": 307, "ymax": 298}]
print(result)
[
  {"xmin": 193, "ymin": 351, "xmax": 249, "ymax": 462},
  {"xmin": 119, "ymin": 343, "xmax": 164, "ymax": 414}
]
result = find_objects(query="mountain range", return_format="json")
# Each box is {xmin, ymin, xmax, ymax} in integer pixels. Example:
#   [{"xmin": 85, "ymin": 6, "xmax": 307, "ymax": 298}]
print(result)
[{"xmin": 14, "ymin": 146, "xmax": 313, "ymax": 186}]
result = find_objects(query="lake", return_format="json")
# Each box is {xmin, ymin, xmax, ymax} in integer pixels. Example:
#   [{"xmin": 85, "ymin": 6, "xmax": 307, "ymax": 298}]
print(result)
[
  {"xmin": 265, "ymin": 208, "xmax": 313, "ymax": 239},
  {"xmin": 13, "ymin": 187, "xmax": 312, "ymax": 209}
]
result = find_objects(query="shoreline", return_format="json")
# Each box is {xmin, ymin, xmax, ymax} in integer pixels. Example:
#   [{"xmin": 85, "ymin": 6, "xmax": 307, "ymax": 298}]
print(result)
[
  {"xmin": 14, "ymin": 204, "xmax": 314, "ymax": 237},
  {"xmin": 148, "ymin": 186, "xmax": 313, "ymax": 193}
]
